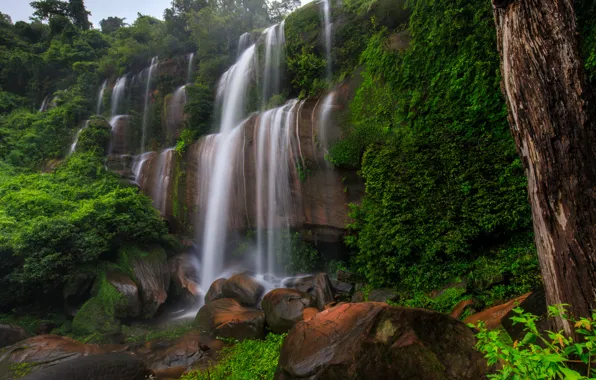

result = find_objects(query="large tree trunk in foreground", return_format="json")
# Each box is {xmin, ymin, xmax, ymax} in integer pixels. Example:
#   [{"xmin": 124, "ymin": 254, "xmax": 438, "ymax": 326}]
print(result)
[{"xmin": 491, "ymin": 0, "xmax": 596, "ymax": 335}]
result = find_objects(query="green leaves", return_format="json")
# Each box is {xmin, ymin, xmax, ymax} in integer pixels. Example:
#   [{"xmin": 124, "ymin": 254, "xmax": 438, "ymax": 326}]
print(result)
[{"xmin": 475, "ymin": 306, "xmax": 596, "ymax": 379}]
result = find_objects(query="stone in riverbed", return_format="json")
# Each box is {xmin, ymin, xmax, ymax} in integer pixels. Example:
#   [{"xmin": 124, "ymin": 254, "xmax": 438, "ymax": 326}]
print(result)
[
  {"xmin": 205, "ymin": 278, "xmax": 227, "ymax": 304},
  {"xmin": 169, "ymin": 253, "xmax": 201, "ymax": 302},
  {"xmin": 336, "ymin": 270, "xmax": 364, "ymax": 284},
  {"xmin": 221, "ymin": 274, "xmax": 265, "ymax": 307},
  {"xmin": 194, "ymin": 298, "xmax": 265, "ymax": 341},
  {"xmin": 368, "ymin": 288, "xmax": 400, "ymax": 303},
  {"xmin": 262, "ymin": 289, "xmax": 317, "ymax": 333},
  {"xmin": 282, "ymin": 276, "xmax": 315, "ymax": 293},
  {"xmin": 106, "ymin": 270, "xmax": 141, "ymax": 318},
  {"xmin": 464, "ymin": 292, "xmax": 531, "ymax": 330},
  {"xmin": 275, "ymin": 303, "xmax": 487, "ymax": 380}
]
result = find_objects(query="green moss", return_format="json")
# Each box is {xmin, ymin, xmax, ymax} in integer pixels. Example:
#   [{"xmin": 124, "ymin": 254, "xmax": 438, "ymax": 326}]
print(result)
[
  {"xmin": 124, "ymin": 321, "xmax": 194, "ymax": 343},
  {"xmin": 71, "ymin": 272, "xmax": 123, "ymax": 337},
  {"xmin": 181, "ymin": 333, "xmax": 286, "ymax": 380},
  {"xmin": 76, "ymin": 119, "xmax": 111, "ymax": 155}
]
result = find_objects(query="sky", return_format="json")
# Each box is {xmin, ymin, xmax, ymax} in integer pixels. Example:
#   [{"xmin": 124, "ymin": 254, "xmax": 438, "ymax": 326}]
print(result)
[
  {"xmin": 1, "ymin": 0, "xmax": 314, "ymax": 27},
  {"xmin": 0, "ymin": 0, "xmax": 172, "ymax": 26}
]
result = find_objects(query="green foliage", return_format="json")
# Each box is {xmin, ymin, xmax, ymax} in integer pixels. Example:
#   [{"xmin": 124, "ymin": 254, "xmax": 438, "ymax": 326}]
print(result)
[
  {"xmin": 280, "ymin": 232, "xmax": 320, "ymax": 274},
  {"xmin": 394, "ymin": 287, "xmax": 468, "ymax": 314},
  {"xmin": 0, "ymin": 153, "xmax": 168, "ymax": 308},
  {"xmin": 475, "ymin": 305, "xmax": 596, "ymax": 379},
  {"xmin": 182, "ymin": 333, "xmax": 286, "ymax": 380},
  {"xmin": 343, "ymin": 0, "xmax": 534, "ymax": 294}
]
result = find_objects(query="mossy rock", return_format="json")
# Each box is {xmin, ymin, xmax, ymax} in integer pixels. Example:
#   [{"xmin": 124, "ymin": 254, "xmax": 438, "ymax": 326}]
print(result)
[{"xmin": 72, "ymin": 272, "xmax": 125, "ymax": 337}]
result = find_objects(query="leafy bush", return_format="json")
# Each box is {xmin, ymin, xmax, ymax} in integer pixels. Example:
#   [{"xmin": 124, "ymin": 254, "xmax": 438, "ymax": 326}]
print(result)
[
  {"xmin": 0, "ymin": 153, "xmax": 168, "ymax": 308},
  {"xmin": 182, "ymin": 333, "xmax": 286, "ymax": 380},
  {"xmin": 342, "ymin": 0, "xmax": 535, "ymax": 293},
  {"xmin": 475, "ymin": 305, "xmax": 596, "ymax": 379}
]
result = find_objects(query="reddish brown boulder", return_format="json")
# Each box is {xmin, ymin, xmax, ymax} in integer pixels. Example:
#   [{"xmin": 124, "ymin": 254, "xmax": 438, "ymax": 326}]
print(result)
[
  {"xmin": 464, "ymin": 292, "xmax": 531, "ymax": 330},
  {"xmin": 135, "ymin": 331, "xmax": 224, "ymax": 371},
  {"xmin": 262, "ymin": 289, "xmax": 316, "ymax": 333},
  {"xmin": 128, "ymin": 247, "xmax": 171, "ymax": 318},
  {"xmin": 194, "ymin": 298, "xmax": 265, "ymax": 341},
  {"xmin": 222, "ymin": 274, "xmax": 265, "ymax": 307},
  {"xmin": 0, "ymin": 335, "xmax": 125, "ymax": 378},
  {"xmin": 0, "ymin": 324, "xmax": 30, "ymax": 349},
  {"xmin": 205, "ymin": 278, "xmax": 227, "ymax": 304},
  {"xmin": 275, "ymin": 303, "xmax": 487, "ymax": 380},
  {"xmin": 302, "ymin": 308, "xmax": 319, "ymax": 322}
]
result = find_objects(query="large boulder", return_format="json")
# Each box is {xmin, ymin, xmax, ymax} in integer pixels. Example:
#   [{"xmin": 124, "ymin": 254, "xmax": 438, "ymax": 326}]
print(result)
[
  {"xmin": 120, "ymin": 246, "xmax": 171, "ymax": 318},
  {"xmin": 0, "ymin": 335, "xmax": 122, "ymax": 379},
  {"xmin": 205, "ymin": 278, "xmax": 227, "ymax": 304},
  {"xmin": 135, "ymin": 331, "xmax": 224, "ymax": 371},
  {"xmin": 313, "ymin": 273, "xmax": 335, "ymax": 310},
  {"xmin": 20, "ymin": 353, "xmax": 151, "ymax": 380},
  {"xmin": 221, "ymin": 274, "xmax": 265, "ymax": 307},
  {"xmin": 262, "ymin": 289, "xmax": 316, "ymax": 333},
  {"xmin": 275, "ymin": 303, "xmax": 487, "ymax": 380},
  {"xmin": 0, "ymin": 324, "xmax": 30, "ymax": 349},
  {"xmin": 194, "ymin": 298, "xmax": 265, "ymax": 341},
  {"xmin": 169, "ymin": 253, "xmax": 201, "ymax": 306},
  {"xmin": 106, "ymin": 270, "xmax": 141, "ymax": 318}
]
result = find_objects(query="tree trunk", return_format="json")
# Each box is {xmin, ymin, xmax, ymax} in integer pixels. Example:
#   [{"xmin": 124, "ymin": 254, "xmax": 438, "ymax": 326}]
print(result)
[{"xmin": 491, "ymin": 0, "xmax": 596, "ymax": 335}]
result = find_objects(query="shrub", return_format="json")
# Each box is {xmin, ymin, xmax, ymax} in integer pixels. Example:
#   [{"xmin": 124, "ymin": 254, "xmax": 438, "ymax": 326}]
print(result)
[
  {"xmin": 182, "ymin": 333, "xmax": 286, "ymax": 380},
  {"xmin": 474, "ymin": 305, "xmax": 596, "ymax": 379}
]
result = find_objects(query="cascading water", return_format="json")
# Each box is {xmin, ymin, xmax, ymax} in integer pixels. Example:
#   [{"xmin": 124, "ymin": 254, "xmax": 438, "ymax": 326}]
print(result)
[
  {"xmin": 237, "ymin": 32, "xmax": 252, "ymax": 58},
  {"xmin": 199, "ymin": 45, "xmax": 256, "ymax": 293},
  {"xmin": 317, "ymin": 92, "xmax": 335, "ymax": 154},
  {"xmin": 69, "ymin": 120, "xmax": 90, "ymax": 156},
  {"xmin": 167, "ymin": 85, "xmax": 187, "ymax": 139},
  {"xmin": 96, "ymin": 80, "xmax": 107, "ymax": 115},
  {"xmin": 39, "ymin": 95, "xmax": 50, "ymax": 112},
  {"xmin": 141, "ymin": 57, "xmax": 158, "ymax": 153},
  {"xmin": 261, "ymin": 22, "xmax": 285, "ymax": 106},
  {"xmin": 108, "ymin": 115, "xmax": 130, "ymax": 155},
  {"xmin": 255, "ymin": 100, "xmax": 300, "ymax": 275},
  {"xmin": 111, "ymin": 75, "xmax": 127, "ymax": 116},
  {"xmin": 322, "ymin": 0, "xmax": 333, "ymax": 81},
  {"xmin": 148, "ymin": 148, "xmax": 175, "ymax": 215},
  {"xmin": 187, "ymin": 53, "xmax": 195, "ymax": 84}
]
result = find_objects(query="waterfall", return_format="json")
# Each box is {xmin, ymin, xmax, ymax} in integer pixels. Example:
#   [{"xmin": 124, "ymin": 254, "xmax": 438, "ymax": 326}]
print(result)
[
  {"xmin": 187, "ymin": 53, "xmax": 195, "ymax": 84},
  {"xmin": 199, "ymin": 44, "xmax": 256, "ymax": 292},
  {"xmin": 255, "ymin": 100, "xmax": 300, "ymax": 275},
  {"xmin": 317, "ymin": 92, "xmax": 335, "ymax": 154},
  {"xmin": 133, "ymin": 151, "xmax": 157, "ymax": 185},
  {"xmin": 111, "ymin": 75, "xmax": 127, "ymax": 117},
  {"xmin": 96, "ymin": 80, "xmax": 107, "ymax": 115},
  {"xmin": 322, "ymin": 0, "xmax": 333, "ymax": 81},
  {"xmin": 39, "ymin": 95, "xmax": 50, "ymax": 112},
  {"xmin": 167, "ymin": 85, "xmax": 187, "ymax": 139},
  {"xmin": 69, "ymin": 120, "xmax": 90, "ymax": 156},
  {"xmin": 237, "ymin": 32, "xmax": 252, "ymax": 58},
  {"xmin": 262, "ymin": 22, "xmax": 286, "ymax": 107},
  {"xmin": 141, "ymin": 57, "xmax": 159, "ymax": 153},
  {"xmin": 148, "ymin": 148, "xmax": 175, "ymax": 215}
]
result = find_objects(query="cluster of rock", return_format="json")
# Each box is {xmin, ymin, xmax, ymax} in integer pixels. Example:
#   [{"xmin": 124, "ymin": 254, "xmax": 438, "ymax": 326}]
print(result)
[
  {"xmin": 1, "ymin": 269, "xmax": 544, "ymax": 379},
  {"xmin": 195, "ymin": 272, "xmax": 345, "ymax": 340}
]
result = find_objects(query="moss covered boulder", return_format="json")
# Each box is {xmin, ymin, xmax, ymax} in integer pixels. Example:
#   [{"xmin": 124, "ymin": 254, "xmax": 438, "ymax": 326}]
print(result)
[
  {"xmin": 275, "ymin": 302, "xmax": 487, "ymax": 379},
  {"xmin": 72, "ymin": 272, "xmax": 126, "ymax": 338},
  {"xmin": 118, "ymin": 245, "xmax": 170, "ymax": 319}
]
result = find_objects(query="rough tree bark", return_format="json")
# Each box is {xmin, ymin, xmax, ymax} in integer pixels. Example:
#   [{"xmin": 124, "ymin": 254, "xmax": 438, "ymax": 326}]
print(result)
[{"xmin": 491, "ymin": 0, "xmax": 596, "ymax": 335}]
